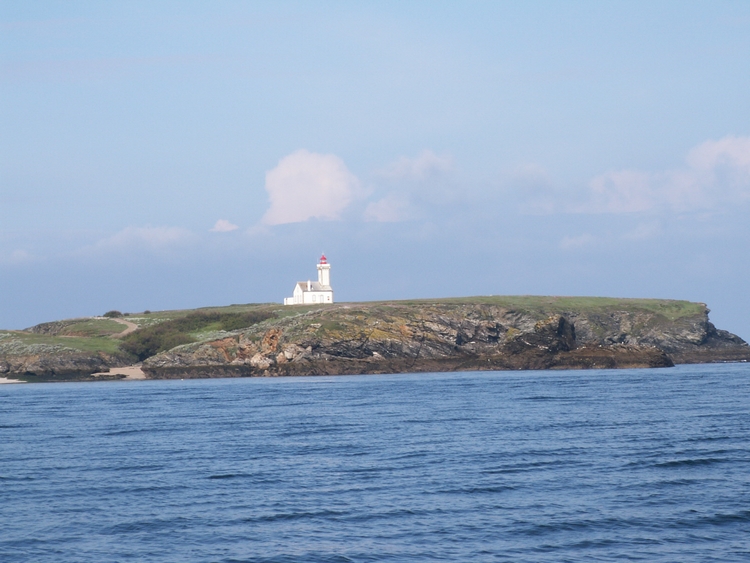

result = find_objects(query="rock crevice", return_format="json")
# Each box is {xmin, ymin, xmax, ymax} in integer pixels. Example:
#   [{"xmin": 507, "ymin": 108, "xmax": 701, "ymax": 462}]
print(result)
[{"xmin": 142, "ymin": 301, "xmax": 748, "ymax": 378}]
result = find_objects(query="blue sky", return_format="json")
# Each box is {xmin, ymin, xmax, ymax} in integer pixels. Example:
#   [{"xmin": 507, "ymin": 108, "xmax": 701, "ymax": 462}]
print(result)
[{"xmin": 2, "ymin": 1, "xmax": 749, "ymax": 338}]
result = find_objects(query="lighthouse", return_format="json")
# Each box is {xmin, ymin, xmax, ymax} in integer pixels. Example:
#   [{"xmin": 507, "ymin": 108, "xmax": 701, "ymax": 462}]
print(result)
[
  {"xmin": 283, "ymin": 255, "xmax": 334, "ymax": 305},
  {"xmin": 317, "ymin": 254, "xmax": 331, "ymax": 287}
]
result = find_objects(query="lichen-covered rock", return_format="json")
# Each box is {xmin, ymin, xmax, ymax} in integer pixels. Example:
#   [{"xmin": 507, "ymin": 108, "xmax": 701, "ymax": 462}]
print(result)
[
  {"xmin": 141, "ymin": 299, "xmax": 749, "ymax": 378},
  {"xmin": 0, "ymin": 351, "xmax": 132, "ymax": 379},
  {"xmin": 7, "ymin": 297, "xmax": 747, "ymax": 381}
]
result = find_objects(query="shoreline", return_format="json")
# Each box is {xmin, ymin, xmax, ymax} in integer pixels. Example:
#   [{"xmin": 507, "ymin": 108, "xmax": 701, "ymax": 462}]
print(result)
[
  {"xmin": 2, "ymin": 359, "xmax": 750, "ymax": 384},
  {"xmin": 0, "ymin": 365, "xmax": 147, "ymax": 384},
  {"xmin": 91, "ymin": 365, "xmax": 147, "ymax": 380}
]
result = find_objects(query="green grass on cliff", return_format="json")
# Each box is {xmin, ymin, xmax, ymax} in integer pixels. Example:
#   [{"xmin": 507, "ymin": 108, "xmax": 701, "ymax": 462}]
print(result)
[
  {"xmin": 56, "ymin": 318, "xmax": 127, "ymax": 337},
  {"xmin": 1, "ymin": 296, "xmax": 706, "ymax": 361},
  {"xmin": 119, "ymin": 310, "xmax": 277, "ymax": 361},
  {"xmin": 0, "ymin": 331, "xmax": 122, "ymax": 354},
  {"xmin": 406, "ymin": 296, "xmax": 705, "ymax": 321}
]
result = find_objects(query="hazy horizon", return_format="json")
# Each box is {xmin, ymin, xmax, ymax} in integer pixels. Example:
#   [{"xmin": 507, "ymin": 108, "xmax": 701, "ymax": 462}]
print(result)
[{"xmin": 2, "ymin": 2, "xmax": 749, "ymax": 339}]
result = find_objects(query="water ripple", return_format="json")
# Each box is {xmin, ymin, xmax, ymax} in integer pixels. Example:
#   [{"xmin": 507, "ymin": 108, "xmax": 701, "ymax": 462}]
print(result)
[{"xmin": 1, "ymin": 363, "xmax": 749, "ymax": 562}]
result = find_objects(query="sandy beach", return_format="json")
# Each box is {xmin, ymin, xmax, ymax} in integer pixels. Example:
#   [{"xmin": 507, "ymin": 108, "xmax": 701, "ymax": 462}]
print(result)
[
  {"xmin": 0, "ymin": 366, "xmax": 147, "ymax": 383},
  {"xmin": 92, "ymin": 365, "xmax": 147, "ymax": 380}
]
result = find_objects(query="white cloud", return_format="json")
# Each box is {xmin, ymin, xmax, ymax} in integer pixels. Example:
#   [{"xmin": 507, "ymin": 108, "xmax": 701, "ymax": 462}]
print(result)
[
  {"xmin": 587, "ymin": 169, "xmax": 659, "ymax": 213},
  {"xmin": 622, "ymin": 222, "xmax": 661, "ymax": 241},
  {"xmin": 364, "ymin": 193, "xmax": 413, "ymax": 222},
  {"xmin": 210, "ymin": 219, "xmax": 239, "ymax": 232},
  {"xmin": 687, "ymin": 136, "xmax": 750, "ymax": 176},
  {"xmin": 686, "ymin": 136, "xmax": 750, "ymax": 199},
  {"xmin": 378, "ymin": 149, "xmax": 453, "ymax": 181},
  {"xmin": 0, "ymin": 249, "xmax": 36, "ymax": 265},
  {"xmin": 79, "ymin": 226, "xmax": 194, "ymax": 256},
  {"xmin": 560, "ymin": 233, "xmax": 596, "ymax": 250},
  {"xmin": 261, "ymin": 149, "xmax": 359, "ymax": 225},
  {"xmin": 581, "ymin": 135, "xmax": 750, "ymax": 214},
  {"xmin": 366, "ymin": 150, "xmax": 457, "ymax": 220},
  {"xmin": 510, "ymin": 163, "xmax": 560, "ymax": 214}
]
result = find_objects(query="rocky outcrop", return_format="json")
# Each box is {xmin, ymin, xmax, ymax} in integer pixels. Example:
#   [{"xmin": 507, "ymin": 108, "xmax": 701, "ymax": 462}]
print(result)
[
  {"xmin": 561, "ymin": 307, "xmax": 750, "ymax": 363},
  {"xmin": 4, "ymin": 297, "xmax": 747, "ymax": 381},
  {"xmin": 141, "ymin": 298, "xmax": 747, "ymax": 379},
  {"xmin": 0, "ymin": 350, "xmax": 132, "ymax": 381}
]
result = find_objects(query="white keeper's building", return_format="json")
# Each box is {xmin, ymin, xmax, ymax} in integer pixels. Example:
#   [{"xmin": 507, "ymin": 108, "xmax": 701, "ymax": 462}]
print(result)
[{"xmin": 283, "ymin": 255, "xmax": 334, "ymax": 305}]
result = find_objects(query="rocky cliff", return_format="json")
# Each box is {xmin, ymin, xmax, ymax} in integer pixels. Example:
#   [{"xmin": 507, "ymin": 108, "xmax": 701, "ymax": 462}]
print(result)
[
  {"xmin": 140, "ymin": 297, "xmax": 750, "ymax": 379},
  {"xmin": 0, "ymin": 337, "xmax": 132, "ymax": 381},
  {"xmin": 3, "ymin": 297, "xmax": 748, "ymax": 381}
]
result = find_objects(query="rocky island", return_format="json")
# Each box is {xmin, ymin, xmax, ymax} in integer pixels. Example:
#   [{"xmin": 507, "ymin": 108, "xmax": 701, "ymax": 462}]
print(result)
[{"xmin": 1, "ymin": 296, "xmax": 748, "ymax": 382}]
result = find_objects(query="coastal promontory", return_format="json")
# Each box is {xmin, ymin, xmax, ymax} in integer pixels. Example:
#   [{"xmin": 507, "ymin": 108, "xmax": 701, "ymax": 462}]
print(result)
[{"xmin": 1, "ymin": 296, "xmax": 748, "ymax": 382}]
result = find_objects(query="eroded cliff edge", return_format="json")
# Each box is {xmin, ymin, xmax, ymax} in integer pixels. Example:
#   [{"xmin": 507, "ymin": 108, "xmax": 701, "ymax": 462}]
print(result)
[{"xmin": 141, "ymin": 298, "xmax": 750, "ymax": 379}]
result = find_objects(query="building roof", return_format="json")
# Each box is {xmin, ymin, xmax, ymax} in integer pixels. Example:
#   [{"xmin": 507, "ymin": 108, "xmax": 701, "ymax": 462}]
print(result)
[{"xmin": 295, "ymin": 281, "xmax": 332, "ymax": 293}]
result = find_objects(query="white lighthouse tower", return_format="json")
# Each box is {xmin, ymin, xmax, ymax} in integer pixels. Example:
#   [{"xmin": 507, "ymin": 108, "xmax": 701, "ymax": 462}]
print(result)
[
  {"xmin": 283, "ymin": 255, "xmax": 334, "ymax": 305},
  {"xmin": 317, "ymin": 254, "xmax": 331, "ymax": 287}
]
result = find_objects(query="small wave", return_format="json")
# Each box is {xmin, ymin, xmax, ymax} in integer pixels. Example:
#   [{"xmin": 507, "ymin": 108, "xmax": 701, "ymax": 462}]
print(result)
[
  {"xmin": 106, "ymin": 464, "xmax": 166, "ymax": 472},
  {"xmin": 481, "ymin": 460, "xmax": 560, "ymax": 474},
  {"xmin": 704, "ymin": 510, "xmax": 750, "ymax": 525},
  {"xmin": 685, "ymin": 435, "xmax": 732, "ymax": 443},
  {"xmin": 671, "ymin": 509, "xmax": 750, "ymax": 529},
  {"xmin": 105, "ymin": 516, "xmax": 191, "ymax": 534},
  {"xmin": 437, "ymin": 485, "xmax": 515, "ymax": 494},
  {"xmin": 518, "ymin": 516, "xmax": 641, "ymax": 537},
  {"xmin": 654, "ymin": 457, "xmax": 727, "ymax": 468},
  {"xmin": 101, "ymin": 428, "xmax": 148, "ymax": 436},
  {"xmin": 221, "ymin": 555, "xmax": 355, "ymax": 563},
  {"xmin": 206, "ymin": 473, "xmax": 282, "ymax": 485},
  {"xmin": 240, "ymin": 509, "xmax": 347, "ymax": 524},
  {"xmin": 208, "ymin": 473, "xmax": 247, "ymax": 480}
]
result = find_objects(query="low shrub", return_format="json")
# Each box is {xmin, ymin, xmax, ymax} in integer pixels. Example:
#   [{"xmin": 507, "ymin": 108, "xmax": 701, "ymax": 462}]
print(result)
[
  {"xmin": 103, "ymin": 310, "xmax": 123, "ymax": 318},
  {"xmin": 120, "ymin": 310, "xmax": 276, "ymax": 361}
]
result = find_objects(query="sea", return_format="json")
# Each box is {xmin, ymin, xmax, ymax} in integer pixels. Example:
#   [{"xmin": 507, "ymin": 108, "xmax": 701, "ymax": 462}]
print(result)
[{"xmin": 1, "ymin": 363, "xmax": 749, "ymax": 562}]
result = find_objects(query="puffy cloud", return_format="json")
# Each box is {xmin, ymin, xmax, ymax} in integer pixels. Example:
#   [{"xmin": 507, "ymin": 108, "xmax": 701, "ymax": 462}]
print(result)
[
  {"xmin": 364, "ymin": 193, "xmax": 413, "ymax": 222},
  {"xmin": 79, "ymin": 226, "xmax": 194, "ymax": 256},
  {"xmin": 210, "ymin": 219, "xmax": 239, "ymax": 232},
  {"xmin": 0, "ymin": 249, "xmax": 36, "ymax": 265},
  {"xmin": 622, "ymin": 222, "xmax": 662, "ymax": 241},
  {"xmin": 582, "ymin": 135, "xmax": 750, "ymax": 213},
  {"xmin": 261, "ymin": 150, "xmax": 359, "ymax": 225},
  {"xmin": 378, "ymin": 149, "xmax": 453, "ymax": 181},
  {"xmin": 687, "ymin": 136, "xmax": 750, "ymax": 175},
  {"xmin": 510, "ymin": 163, "xmax": 560, "ymax": 214},
  {"xmin": 587, "ymin": 169, "xmax": 660, "ymax": 213},
  {"xmin": 365, "ymin": 150, "xmax": 456, "ymax": 222},
  {"xmin": 686, "ymin": 136, "xmax": 750, "ymax": 197}
]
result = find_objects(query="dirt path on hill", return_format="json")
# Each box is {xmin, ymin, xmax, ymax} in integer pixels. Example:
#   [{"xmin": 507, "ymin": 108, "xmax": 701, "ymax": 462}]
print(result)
[{"xmin": 111, "ymin": 318, "xmax": 139, "ymax": 338}]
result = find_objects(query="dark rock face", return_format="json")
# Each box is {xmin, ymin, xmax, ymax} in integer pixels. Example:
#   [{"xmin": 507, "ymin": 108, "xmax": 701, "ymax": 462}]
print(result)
[
  {"xmin": 4, "ymin": 298, "xmax": 747, "ymax": 381},
  {"xmin": 142, "ymin": 300, "xmax": 748, "ymax": 379},
  {"xmin": 563, "ymin": 308, "xmax": 750, "ymax": 363},
  {"xmin": 0, "ymin": 351, "xmax": 132, "ymax": 380}
]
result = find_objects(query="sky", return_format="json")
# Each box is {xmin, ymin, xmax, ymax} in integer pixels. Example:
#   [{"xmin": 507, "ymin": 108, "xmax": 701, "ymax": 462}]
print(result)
[{"xmin": 1, "ymin": 1, "xmax": 749, "ymax": 339}]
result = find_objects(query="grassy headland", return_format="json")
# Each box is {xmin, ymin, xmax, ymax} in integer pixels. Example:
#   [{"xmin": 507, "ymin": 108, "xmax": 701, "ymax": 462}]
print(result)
[{"xmin": 1, "ymin": 296, "xmax": 744, "ymax": 382}]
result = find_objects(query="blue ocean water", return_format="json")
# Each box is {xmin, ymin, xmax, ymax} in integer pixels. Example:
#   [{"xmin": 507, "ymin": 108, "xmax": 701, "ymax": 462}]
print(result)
[{"xmin": 1, "ymin": 364, "xmax": 749, "ymax": 562}]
